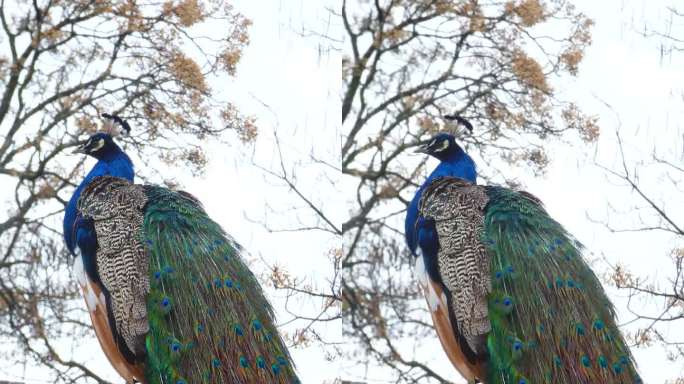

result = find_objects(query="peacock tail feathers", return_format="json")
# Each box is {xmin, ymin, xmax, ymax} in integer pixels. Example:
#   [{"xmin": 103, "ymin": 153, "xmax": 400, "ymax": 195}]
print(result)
[
  {"xmin": 78, "ymin": 176, "xmax": 298, "ymax": 384},
  {"xmin": 142, "ymin": 185, "xmax": 297, "ymax": 384},
  {"xmin": 417, "ymin": 177, "xmax": 641, "ymax": 384},
  {"xmin": 483, "ymin": 185, "xmax": 640, "ymax": 384}
]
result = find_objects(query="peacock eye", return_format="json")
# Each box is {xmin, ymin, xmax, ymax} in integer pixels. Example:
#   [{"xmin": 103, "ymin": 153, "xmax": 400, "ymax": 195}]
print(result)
[
  {"xmin": 90, "ymin": 138, "xmax": 105, "ymax": 152},
  {"xmin": 433, "ymin": 139, "xmax": 449, "ymax": 152}
]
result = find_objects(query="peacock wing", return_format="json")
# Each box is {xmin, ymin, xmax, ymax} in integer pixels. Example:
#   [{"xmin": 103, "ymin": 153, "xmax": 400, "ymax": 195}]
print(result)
[
  {"xmin": 78, "ymin": 176, "xmax": 150, "ymax": 360},
  {"xmin": 417, "ymin": 177, "xmax": 491, "ymax": 381}
]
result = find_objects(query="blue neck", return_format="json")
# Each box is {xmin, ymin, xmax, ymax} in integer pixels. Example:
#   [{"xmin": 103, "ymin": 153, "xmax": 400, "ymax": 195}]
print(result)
[
  {"xmin": 63, "ymin": 150, "xmax": 134, "ymax": 253},
  {"xmin": 425, "ymin": 150, "xmax": 477, "ymax": 183},
  {"xmin": 404, "ymin": 152, "xmax": 477, "ymax": 254}
]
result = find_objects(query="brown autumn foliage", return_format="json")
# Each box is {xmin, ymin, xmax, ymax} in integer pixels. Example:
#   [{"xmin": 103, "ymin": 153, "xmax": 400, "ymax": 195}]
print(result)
[
  {"xmin": 341, "ymin": 0, "xmax": 597, "ymax": 382},
  {"xmin": 0, "ymin": 1, "xmax": 253, "ymax": 382}
]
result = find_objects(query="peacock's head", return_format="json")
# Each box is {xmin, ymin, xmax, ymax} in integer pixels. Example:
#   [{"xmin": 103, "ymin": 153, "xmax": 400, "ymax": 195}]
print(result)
[
  {"xmin": 72, "ymin": 132, "xmax": 120, "ymax": 159},
  {"xmin": 72, "ymin": 114, "xmax": 130, "ymax": 159},
  {"xmin": 414, "ymin": 132, "xmax": 464, "ymax": 161},
  {"xmin": 414, "ymin": 115, "xmax": 473, "ymax": 161}
]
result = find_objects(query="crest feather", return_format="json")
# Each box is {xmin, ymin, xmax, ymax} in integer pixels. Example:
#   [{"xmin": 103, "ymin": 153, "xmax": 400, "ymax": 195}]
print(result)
[{"xmin": 101, "ymin": 113, "xmax": 131, "ymax": 137}]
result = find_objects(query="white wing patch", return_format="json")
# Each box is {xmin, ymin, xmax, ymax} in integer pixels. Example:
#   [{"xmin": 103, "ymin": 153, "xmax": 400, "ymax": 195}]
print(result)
[
  {"xmin": 440, "ymin": 291, "xmax": 448, "ymax": 306},
  {"xmin": 73, "ymin": 250, "xmax": 87, "ymax": 286},
  {"xmin": 426, "ymin": 281, "xmax": 443, "ymax": 311},
  {"xmin": 83, "ymin": 286, "xmax": 98, "ymax": 311},
  {"xmin": 73, "ymin": 254, "xmax": 105, "ymax": 312},
  {"xmin": 415, "ymin": 253, "xmax": 442, "ymax": 311},
  {"xmin": 414, "ymin": 252, "xmax": 428, "ymax": 285}
]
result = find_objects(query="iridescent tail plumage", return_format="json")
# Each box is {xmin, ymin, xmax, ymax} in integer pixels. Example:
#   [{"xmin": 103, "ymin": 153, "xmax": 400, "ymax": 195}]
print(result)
[{"xmin": 482, "ymin": 186, "xmax": 641, "ymax": 383}]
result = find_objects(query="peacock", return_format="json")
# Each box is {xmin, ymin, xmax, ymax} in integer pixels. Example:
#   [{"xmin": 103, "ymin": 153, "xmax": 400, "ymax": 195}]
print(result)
[
  {"xmin": 404, "ymin": 117, "xmax": 641, "ymax": 384},
  {"xmin": 62, "ymin": 115, "xmax": 299, "ymax": 384}
]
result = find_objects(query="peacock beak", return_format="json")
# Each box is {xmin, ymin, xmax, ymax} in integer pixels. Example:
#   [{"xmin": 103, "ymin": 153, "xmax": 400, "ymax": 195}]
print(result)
[
  {"xmin": 414, "ymin": 142, "xmax": 431, "ymax": 154},
  {"xmin": 72, "ymin": 141, "xmax": 88, "ymax": 154}
]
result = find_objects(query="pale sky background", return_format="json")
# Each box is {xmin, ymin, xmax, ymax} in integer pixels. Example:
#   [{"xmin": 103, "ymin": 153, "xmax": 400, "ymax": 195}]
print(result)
[
  {"xmin": 342, "ymin": 0, "xmax": 683, "ymax": 383},
  {"xmin": 0, "ymin": 0, "xmax": 341, "ymax": 383}
]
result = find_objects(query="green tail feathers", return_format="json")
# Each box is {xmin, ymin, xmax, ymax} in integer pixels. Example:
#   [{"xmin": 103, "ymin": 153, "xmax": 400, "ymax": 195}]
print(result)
[
  {"xmin": 140, "ymin": 186, "xmax": 298, "ymax": 384},
  {"xmin": 482, "ymin": 187, "xmax": 640, "ymax": 384}
]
